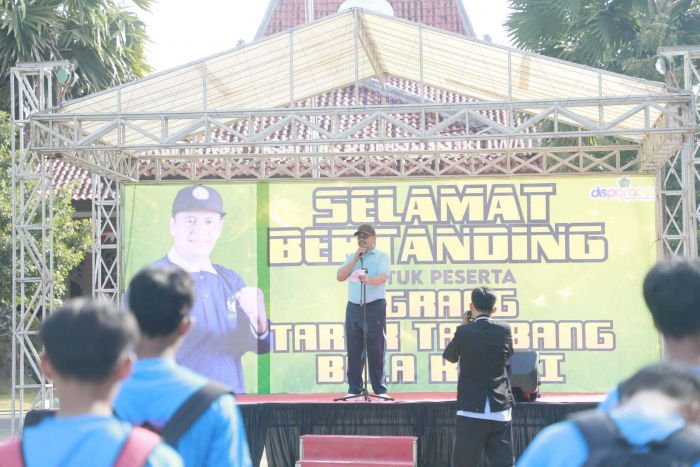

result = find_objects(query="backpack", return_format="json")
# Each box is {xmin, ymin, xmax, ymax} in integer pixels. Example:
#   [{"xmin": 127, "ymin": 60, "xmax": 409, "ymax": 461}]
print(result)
[
  {"xmin": 571, "ymin": 410, "xmax": 700, "ymax": 467},
  {"xmin": 0, "ymin": 426, "xmax": 160, "ymax": 467},
  {"xmin": 124, "ymin": 381, "xmax": 232, "ymax": 446},
  {"xmin": 3, "ymin": 381, "xmax": 231, "ymax": 466}
]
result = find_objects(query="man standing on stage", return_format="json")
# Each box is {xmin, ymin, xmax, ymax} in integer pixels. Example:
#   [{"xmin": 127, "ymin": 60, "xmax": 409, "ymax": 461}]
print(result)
[
  {"xmin": 151, "ymin": 184, "xmax": 271, "ymax": 394},
  {"xmin": 443, "ymin": 287, "xmax": 515, "ymax": 467},
  {"xmin": 337, "ymin": 224, "xmax": 392, "ymax": 399}
]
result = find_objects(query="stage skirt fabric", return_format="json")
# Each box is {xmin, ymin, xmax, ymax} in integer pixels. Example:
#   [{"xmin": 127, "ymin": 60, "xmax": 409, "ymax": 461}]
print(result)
[
  {"xmin": 25, "ymin": 399, "xmax": 595, "ymax": 466},
  {"xmin": 239, "ymin": 400, "xmax": 596, "ymax": 467}
]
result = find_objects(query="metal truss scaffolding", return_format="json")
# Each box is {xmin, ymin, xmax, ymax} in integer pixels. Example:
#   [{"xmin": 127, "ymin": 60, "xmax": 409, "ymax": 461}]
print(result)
[
  {"xmin": 9, "ymin": 62, "xmax": 68, "ymax": 433},
  {"xmin": 30, "ymin": 95, "xmax": 692, "ymax": 178},
  {"xmin": 92, "ymin": 175, "xmax": 121, "ymax": 304},
  {"xmin": 8, "ymin": 8, "xmax": 700, "ymax": 432},
  {"xmin": 657, "ymin": 46, "xmax": 700, "ymax": 258}
]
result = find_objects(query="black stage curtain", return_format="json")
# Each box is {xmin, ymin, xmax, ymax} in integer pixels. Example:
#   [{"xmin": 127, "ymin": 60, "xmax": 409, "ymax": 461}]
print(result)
[
  {"xmin": 239, "ymin": 401, "xmax": 597, "ymax": 467},
  {"xmin": 26, "ymin": 401, "xmax": 596, "ymax": 467}
]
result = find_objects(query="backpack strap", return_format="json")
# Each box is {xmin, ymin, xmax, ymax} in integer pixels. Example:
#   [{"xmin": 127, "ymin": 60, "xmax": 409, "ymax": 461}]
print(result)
[
  {"xmin": 159, "ymin": 382, "xmax": 232, "ymax": 446},
  {"xmin": 0, "ymin": 439, "xmax": 24, "ymax": 467},
  {"xmin": 114, "ymin": 427, "xmax": 161, "ymax": 467},
  {"xmin": 663, "ymin": 424, "xmax": 700, "ymax": 464},
  {"xmin": 571, "ymin": 410, "xmax": 627, "ymax": 448},
  {"xmin": 572, "ymin": 410, "xmax": 700, "ymax": 467},
  {"xmin": 571, "ymin": 411, "xmax": 639, "ymax": 467}
]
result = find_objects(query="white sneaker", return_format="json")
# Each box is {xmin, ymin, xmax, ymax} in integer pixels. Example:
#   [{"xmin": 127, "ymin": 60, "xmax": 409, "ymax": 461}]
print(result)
[
  {"xmin": 374, "ymin": 393, "xmax": 392, "ymax": 400},
  {"xmin": 345, "ymin": 393, "xmax": 361, "ymax": 398}
]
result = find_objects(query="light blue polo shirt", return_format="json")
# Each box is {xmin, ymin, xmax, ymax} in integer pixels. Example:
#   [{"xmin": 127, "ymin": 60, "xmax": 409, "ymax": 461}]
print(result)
[
  {"xmin": 21, "ymin": 415, "xmax": 182, "ymax": 467},
  {"xmin": 341, "ymin": 248, "xmax": 391, "ymax": 304},
  {"xmin": 114, "ymin": 358, "xmax": 252, "ymax": 467}
]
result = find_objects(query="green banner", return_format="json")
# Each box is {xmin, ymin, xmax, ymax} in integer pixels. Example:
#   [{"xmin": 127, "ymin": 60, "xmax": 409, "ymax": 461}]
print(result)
[{"xmin": 124, "ymin": 175, "xmax": 660, "ymax": 394}]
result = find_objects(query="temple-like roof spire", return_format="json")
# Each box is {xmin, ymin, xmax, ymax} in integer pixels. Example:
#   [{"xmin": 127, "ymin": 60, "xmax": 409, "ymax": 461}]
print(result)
[{"xmin": 255, "ymin": 0, "xmax": 476, "ymax": 39}]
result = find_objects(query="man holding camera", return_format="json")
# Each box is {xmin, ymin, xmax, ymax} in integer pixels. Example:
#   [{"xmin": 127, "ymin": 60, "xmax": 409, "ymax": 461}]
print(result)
[
  {"xmin": 336, "ymin": 224, "xmax": 391, "ymax": 399},
  {"xmin": 443, "ymin": 287, "xmax": 515, "ymax": 467}
]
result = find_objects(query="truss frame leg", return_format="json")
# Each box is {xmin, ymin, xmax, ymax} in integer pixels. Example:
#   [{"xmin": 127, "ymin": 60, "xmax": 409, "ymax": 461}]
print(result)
[
  {"xmin": 10, "ymin": 62, "xmax": 69, "ymax": 435},
  {"xmin": 92, "ymin": 175, "xmax": 121, "ymax": 305}
]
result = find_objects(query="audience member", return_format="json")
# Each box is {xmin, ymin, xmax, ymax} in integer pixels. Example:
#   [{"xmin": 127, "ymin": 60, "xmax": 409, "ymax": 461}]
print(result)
[
  {"xmin": 0, "ymin": 299, "xmax": 182, "ymax": 466},
  {"xmin": 114, "ymin": 265, "xmax": 252, "ymax": 467},
  {"xmin": 599, "ymin": 258, "xmax": 700, "ymax": 411},
  {"xmin": 518, "ymin": 362, "xmax": 700, "ymax": 466}
]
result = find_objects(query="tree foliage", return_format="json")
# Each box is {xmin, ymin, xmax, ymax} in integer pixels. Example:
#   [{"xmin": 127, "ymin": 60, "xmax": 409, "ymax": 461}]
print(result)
[
  {"xmin": 0, "ymin": 111, "xmax": 92, "ymax": 391},
  {"xmin": 0, "ymin": 0, "xmax": 151, "ymax": 391},
  {"xmin": 0, "ymin": 0, "xmax": 152, "ymax": 109},
  {"xmin": 506, "ymin": 0, "xmax": 700, "ymax": 81}
]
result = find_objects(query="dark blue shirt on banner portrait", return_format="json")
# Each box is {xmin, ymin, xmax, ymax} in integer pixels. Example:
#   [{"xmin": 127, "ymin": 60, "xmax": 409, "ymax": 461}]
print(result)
[{"xmin": 151, "ymin": 255, "xmax": 271, "ymax": 394}]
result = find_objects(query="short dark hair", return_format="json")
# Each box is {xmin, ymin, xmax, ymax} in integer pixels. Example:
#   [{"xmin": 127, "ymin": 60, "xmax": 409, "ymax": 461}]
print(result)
[
  {"xmin": 471, "ymin": 287, "xmax": 497, "ymax": 313},
  {"xmin": 620, "ymin": 361, "xmax": 700, "ymax": 403},
  {"xmin": 128, "ymin": 265, "xmax": 194, "ymax": 337},
  {"xmin": 40, "ymin": 299, "xmax": 138, "ymax": 382},
  {"xmin": 643, "ymin": 258, "xmax": 700, "ymax": 338}
]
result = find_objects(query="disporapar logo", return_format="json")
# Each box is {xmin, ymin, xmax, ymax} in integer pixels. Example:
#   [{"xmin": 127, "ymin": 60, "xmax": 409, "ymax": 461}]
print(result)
[{"xmin": 589, "ymin": 177, "xmax": 654, "ymax": 201}]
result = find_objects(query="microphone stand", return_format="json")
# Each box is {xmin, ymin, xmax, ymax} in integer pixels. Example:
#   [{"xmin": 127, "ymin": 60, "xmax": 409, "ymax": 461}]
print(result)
[{"xmin": 335, "ymin": 255, "xmax": 392, "ymax": 402}]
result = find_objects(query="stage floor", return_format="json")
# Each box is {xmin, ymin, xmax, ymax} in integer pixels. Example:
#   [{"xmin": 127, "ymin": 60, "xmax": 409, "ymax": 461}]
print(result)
[{"xmin": 237, "ymin": 391, "xmax": 606, "ymax": 405}]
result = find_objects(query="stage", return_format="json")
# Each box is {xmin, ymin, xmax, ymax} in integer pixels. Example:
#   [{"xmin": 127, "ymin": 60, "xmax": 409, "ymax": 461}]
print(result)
[{"xmin": 237, "ymin": 392, "xmax": 603, "ymax": 467}]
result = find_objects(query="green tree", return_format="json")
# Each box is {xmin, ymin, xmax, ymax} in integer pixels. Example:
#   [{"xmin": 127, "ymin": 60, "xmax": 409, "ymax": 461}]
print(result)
[
  {"xmin": 0, "ymin": 111, "xmax": 91, "ymax": 392},
  {"xmin": 506, "ymin": 0, "xmax": 700, "ymax": 81},
  {"xmin": 0, "ymin": 0, "xmax": 152, "ymax": 109},
  {"xmin": 0, "ymin": 1, "xmax": 153, "ymax": 394}
]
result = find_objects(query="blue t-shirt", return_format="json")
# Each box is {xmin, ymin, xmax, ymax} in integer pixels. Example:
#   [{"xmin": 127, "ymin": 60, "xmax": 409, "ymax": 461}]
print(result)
[
  {"xmin": 114, "ymin": 358, "xmax": 252, "ymax": 467},
  {"xmin": 340, "ymin": 249, "xmax": 391, "ymax": 304},
  {"xmin": 21, "ymin": 415, "xmax": 181, "ymax": 467},
  {"xmin": 516, "ymin": 408, "xmax": 700, "ymax": 467},
  {"xmin": 151, "ymin": 257, "xmax": 271, "ymax": 393}
]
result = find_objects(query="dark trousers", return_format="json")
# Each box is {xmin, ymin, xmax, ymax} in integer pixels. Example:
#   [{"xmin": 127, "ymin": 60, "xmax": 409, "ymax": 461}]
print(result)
[
  {"xmin": 452, "ymin": 416, "xmax": 514, "ymax": 467},
  {"xmin": 345, "ymin": 299, "xmax": 388, "ymax": 395}
]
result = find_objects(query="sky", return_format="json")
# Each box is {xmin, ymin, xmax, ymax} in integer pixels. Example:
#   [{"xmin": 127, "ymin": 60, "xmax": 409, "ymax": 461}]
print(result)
[{"xmin": 127, "ymin": 0, "xmax": 513, "ymax": 73}]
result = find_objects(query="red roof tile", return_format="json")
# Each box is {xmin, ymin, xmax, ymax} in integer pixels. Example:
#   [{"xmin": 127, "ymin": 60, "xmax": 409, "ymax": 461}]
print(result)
[
  {"xmin": 256, "ymin": 0, "xmax": 475, "ymax": 39},
  {"xmin": 57, "ymin": 76, "xmax": 525, "ymax": 198},
  {"xmin": 52, "ymin": 159, "xmax": 92, "ymax": 200}
]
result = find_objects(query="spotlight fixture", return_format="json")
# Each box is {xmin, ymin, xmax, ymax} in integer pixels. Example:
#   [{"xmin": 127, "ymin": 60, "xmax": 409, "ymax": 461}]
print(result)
[{"xmin": 55, "ymin": 66, "xmax": 78, "ymax": 86}]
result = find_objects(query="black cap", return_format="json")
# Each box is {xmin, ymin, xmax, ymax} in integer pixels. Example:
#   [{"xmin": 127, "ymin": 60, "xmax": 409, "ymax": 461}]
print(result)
[
  {"xmin": 353, "ymin": 224, "xmax": 376, "ymax": 236},
  {"xmin": 171, "ymin": 185, "xmax": 225, "ymax": 216}
]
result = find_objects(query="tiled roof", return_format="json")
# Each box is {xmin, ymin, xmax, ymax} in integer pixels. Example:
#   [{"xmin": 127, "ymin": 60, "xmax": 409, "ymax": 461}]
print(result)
[
  {"xmin": 210, "ymin": 78, "xmax": 529, "ymax": 152},
  {"xmin": 53, "ymin": 160, "xmax": 93, "ymax": 200},
  {"xmin": 256, "ymin": 0, "xmax": 475, "ymax": 38},
  {"xmin": 54, "ymin": 1, "xmax": 489, "ymax": 198},
  {"xmin": 55, "ymin": 80, "xmax": 524, "ymax": 197},
  {"xmin": 134, "ymin": 78, "xmax": 531, "ymax": 181}
]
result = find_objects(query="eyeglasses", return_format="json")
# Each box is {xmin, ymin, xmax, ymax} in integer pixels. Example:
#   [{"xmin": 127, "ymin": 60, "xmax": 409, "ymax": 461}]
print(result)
[{"xmin": 356, "ymin": 234, "xmax": 371, "ymax": 239}]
